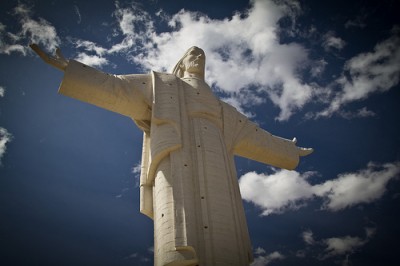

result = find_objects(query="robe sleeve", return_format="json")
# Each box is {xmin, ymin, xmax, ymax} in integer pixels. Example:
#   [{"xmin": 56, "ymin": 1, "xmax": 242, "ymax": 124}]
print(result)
[
  {"xmin": 222, "ymin": 103, "xmax": 299, "ymax": 170},
  {"xmin": 58, "ymin": 60, "xmax": 152, "ymax": 122}
]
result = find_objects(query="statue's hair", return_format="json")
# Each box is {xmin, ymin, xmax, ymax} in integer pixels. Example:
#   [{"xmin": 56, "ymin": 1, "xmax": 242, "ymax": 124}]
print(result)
[{"xmin": 171, "ymin": 46, "xmax": 205, "ymax": 79}]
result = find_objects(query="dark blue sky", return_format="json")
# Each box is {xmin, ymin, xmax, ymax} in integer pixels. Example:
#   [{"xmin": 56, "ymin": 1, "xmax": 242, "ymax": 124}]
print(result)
[{"xmin": 1, "ymin": 0, "xmax": 399, "ymax": 265}]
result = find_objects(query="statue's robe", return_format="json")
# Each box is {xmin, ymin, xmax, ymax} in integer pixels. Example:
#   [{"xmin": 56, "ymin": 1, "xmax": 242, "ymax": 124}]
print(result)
[{"xmin": 59, "ymin": 60, "xmax": 300, "ymax": 266}]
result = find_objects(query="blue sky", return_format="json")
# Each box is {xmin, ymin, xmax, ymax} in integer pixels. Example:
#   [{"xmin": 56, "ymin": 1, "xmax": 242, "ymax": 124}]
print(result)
[{"xmin": 0, "ymin": 0, "xmax": 399, "ymax": 265}]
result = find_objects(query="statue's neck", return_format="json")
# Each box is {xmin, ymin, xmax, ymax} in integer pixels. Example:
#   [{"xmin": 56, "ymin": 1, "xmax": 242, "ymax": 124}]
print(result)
[
  {"xmin": 183, "ymin": 72, "xmax": 204, "ymax": 80},
  {"xmin": 182, "ymin": 76, "xmax": 210, "ymax": 91}
]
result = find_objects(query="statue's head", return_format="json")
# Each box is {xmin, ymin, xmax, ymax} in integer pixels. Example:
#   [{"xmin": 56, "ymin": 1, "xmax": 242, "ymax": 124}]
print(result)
[{"xmin": 172, "ymin": 46, "xmax": 206, "ymax": 80}]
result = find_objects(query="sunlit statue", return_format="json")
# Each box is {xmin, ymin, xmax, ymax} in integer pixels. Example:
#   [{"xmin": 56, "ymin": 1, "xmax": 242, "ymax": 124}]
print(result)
[{"xmin": 31, "ymin": 44, "xmax": 312, "ymax": 266}]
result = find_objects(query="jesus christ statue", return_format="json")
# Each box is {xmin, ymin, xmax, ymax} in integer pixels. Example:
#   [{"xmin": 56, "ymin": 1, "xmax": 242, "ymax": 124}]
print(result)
[{"xmin": 31, "ymin": 44, "xmax": 312, "ymax": 266}]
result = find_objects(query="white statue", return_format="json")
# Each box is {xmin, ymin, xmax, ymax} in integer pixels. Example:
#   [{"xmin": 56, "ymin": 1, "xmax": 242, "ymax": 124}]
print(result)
[{"xmin": 31, "ymin": 44, "xmax": 312, "ymax": 266}]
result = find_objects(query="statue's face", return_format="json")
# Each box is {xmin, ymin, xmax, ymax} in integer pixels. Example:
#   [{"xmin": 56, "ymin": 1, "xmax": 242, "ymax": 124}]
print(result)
[{"xmin": 181, "ymin": 47, "xmax": 205, "ymax": 75}]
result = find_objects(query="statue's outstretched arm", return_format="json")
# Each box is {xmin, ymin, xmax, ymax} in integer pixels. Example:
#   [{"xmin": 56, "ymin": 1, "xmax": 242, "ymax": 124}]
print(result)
[
  {"xmin": 233, "ymin": 120, "xmax": 313, "ymax": 170},
  {"xmin": 30, "ymin": 44, "xmax": 68, "ymax": 71},
  {"xmin": 222, "ymin": 102, "xmax": 313, "ymax": 169},
  {"xmin": 29, "ymin": 43, "xmax": 152, "ymax": 122}
]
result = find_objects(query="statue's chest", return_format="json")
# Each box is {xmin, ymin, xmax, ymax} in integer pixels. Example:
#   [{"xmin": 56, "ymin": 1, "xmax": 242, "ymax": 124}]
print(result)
[{"xmin": 182, "ymin": 78, "xmax": 221, "ymax": 120}]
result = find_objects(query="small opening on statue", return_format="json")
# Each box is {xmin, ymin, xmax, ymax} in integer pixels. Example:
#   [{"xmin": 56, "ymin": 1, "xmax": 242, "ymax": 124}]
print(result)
[
  {"xmin": 168, "ymin": 83, "xmax": 172, "ymax": 86},
  {"xmin": 142, "ymin": 82, "xmax": 146, "ymax": 84},
  {"xmin": 239, "ymin": 119, "xmax": 242, "ymax": 122},
  {"xmin": 197, "ymin": 145, "xmax": 201, "ymax": 148},
  {"xmin": 161, "ymin": 213, "xmax": 164, "ymax": 217},
  {"xmin": 184, "ymin": 164, "xmax": 188, "ymax": 167},
  {"xmin": 201, "ymin": 196, "xmax": 204, "ymax": 199},
  {"xmin": 204, "ymin": 226, "xmax": 208, "ymax": 229}
]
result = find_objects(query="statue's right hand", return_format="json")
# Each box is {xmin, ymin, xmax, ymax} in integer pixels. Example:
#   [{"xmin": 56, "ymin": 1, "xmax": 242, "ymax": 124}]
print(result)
[{"xmin": 30, "ymin": 44, "xmax": 68, "ymax": 72}]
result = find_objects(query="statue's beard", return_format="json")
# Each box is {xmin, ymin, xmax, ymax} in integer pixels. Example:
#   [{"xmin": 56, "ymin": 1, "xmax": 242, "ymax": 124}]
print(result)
[{"xmin": 186, "ymin": 60, "xmax": 203, "ymax": 72}]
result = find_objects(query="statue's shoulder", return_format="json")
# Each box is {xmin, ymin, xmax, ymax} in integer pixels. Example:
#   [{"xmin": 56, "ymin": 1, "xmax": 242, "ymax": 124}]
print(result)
[
  {"xmin": 151, "ymin": 71, "xmax": 177, "ymax": 79},
  {"xmin": 220, "ymin": 100, "xmax": 237, "ymax": 110},
  {"xmin": 220, "ymin": 101, "xmax": 246, "ymax": 118},
  {"xmin": 151, "ymin": 71, "xmax": 180, "ymax": 85}
]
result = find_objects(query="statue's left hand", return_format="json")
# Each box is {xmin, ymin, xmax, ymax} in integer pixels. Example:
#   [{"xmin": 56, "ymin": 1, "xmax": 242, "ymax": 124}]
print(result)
[
  {"xmin": 298, "ymin": 147, "xmax": 314, "ymax": 156},
  {"xmin": 30, "ymin": 44, "xmax": 68, "ymax": 72},
  {"xmin": 292, "ymin": 138, "xmax": 314, "ymax": 157}
]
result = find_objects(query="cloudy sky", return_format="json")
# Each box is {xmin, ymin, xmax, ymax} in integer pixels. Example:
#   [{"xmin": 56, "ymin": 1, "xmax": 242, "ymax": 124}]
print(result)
[{"xmin": 1, "ymin": 0, "xmax": 399, "ymax": 265}]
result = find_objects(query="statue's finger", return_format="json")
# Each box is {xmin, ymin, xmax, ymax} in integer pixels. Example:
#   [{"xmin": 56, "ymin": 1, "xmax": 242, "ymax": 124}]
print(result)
[{"xmin": 299, "ymin": 147, "xmax": 313, "ymax": 156}]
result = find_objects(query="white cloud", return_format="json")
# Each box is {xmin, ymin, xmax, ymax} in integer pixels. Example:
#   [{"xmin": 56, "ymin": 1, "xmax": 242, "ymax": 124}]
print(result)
[
  {"xmin": 302, "ymin": 228, "xmax": 376, "ymax": 262},
  {"xmin": 322, "ymin": 31, "xmax": 346, "ymax": 51},
  {"xmin": 20, "ymin": 18, "xmax": 60, "ymax": 51},
  {"xmin": 122, "ymin": 252, "xmax": 138, "ymax": 260},
  {"xmin": 323, "ymin": 236, "xmax": 365, "ymax": 257},
  {"xmin": 251, "ymin": 249, "xmax": 284, "ymax": 266},
  {"xmin": 254, "ymin": 247, "xmax": 266, "ymax": 255},
  {"xmin": 345, "ymin": 13, "xmax": 367, "ymax": 29},
  {"xmin": 239, "ymin": 170, "xmax": 315, "ymax": 215},
  {"xmin": 110, "ymin": 1, "xmax": 155, "ymax": 53},
  {"xmin": 71, "ymin": 40, "xmax": 109, "ymax": 68},
  {"xmin": 336, "ymin": 107, "xmax": 376, "ymax": 119},
  {"xmin": 0, "ymin": 127, "xmax": 13, "ymax": 166},
  {"xmin": 302, "ymin": 229, "xmax": 315, "ymax": 245},
  {"xmin": 0, "ymin": 86, "xmax": 5, "ymax": 97},
  {"xmin": 317, "ymin": 28, "xmax": 400, "ymax": 118},
  {"xmin": 310, "ymin": 59, "xmax": 327, "ymax": 77},
  {"xmin": 132, "ymin": 161, "xmax": 141, "ymax": 175},
  {"xmin": 0, "ymin": 44, "xmax": 27, "ymax": 55},
  {"xmin": 239, "ymin": 161, "xmax": 400, "ymax": 215},
  {"xmin": 70, "ymin": 2, "xmax": 156, "ymax": 67},
  {"xmin": 0, "ymin": 3, "xmax": 60, "ymax": 55},
  {"xmin": 320, "ymin": 227, "xmax": 376, "ymax": 260},
  {"xmin": 109, "ymin": 37, "xmax": 135, "ymax": 54},
  {"xmin": 14, "ymin": 3, "xmax": 60, "ymax": 52},
  {"xmin": 131, "ymin": 160, "xmax": 141, "ymax": 187},
  {"xmin": 313, "ymin": 162, "xmax": 400, "ymax": 211},
  {"xmin": 75, "ymin": 40, "xmax": 107, "ymax": 55},
  {"xmin": 75, "ymin": 52, "xmax": 109, "ymax": 67},
  {"xmin": 114, "ymin": 4, "xmax": 137, "ymax": 36}
]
